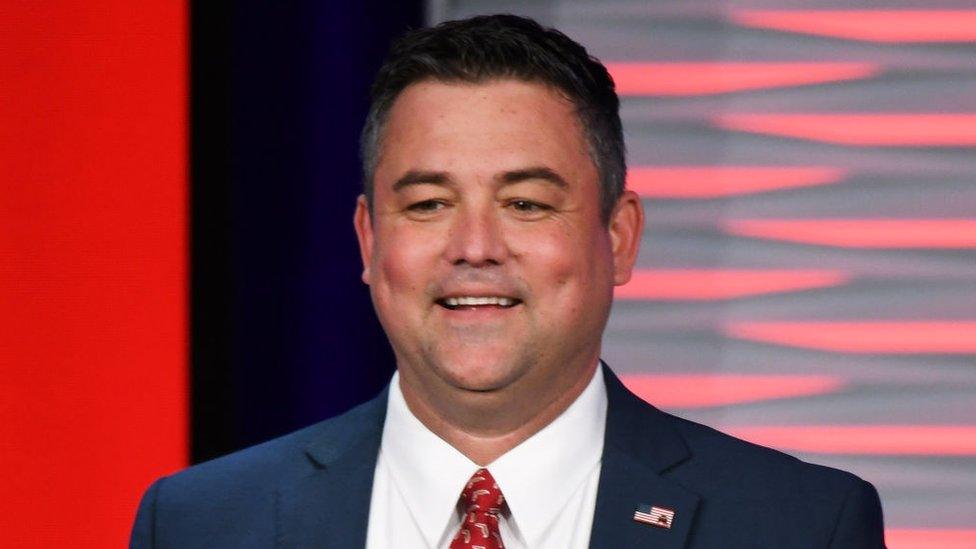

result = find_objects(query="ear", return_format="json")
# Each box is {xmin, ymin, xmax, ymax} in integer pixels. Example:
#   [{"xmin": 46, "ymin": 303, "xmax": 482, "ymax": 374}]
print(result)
[
  {"xmin": 353, "ymin": 194, "xmax": 374, "ymax": 285},
  {"xmin": 608, "ymin": 190, "xmax": 644, "ymax": 286}
]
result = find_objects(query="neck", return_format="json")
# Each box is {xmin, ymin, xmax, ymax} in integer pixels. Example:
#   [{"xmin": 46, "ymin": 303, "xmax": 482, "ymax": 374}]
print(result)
[{"xmin": 397, "ymin": 359, "xmax": 599, "ymax": 465}]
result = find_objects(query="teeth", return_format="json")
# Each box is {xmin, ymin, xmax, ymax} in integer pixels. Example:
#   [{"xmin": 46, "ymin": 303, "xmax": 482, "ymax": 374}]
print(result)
[{"xmin": 444, "ymin": 296, "xmax": 516, "ymax": 307}]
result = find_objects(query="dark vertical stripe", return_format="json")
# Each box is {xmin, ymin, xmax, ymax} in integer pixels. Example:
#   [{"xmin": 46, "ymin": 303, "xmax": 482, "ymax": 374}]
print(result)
[
  {"xmin": 190, "ymin": 1, "xmax": 423, "ymax": 463},
  {"xmin": 190, "ymin": 0, "xmax": 236, "ymax": 462}
]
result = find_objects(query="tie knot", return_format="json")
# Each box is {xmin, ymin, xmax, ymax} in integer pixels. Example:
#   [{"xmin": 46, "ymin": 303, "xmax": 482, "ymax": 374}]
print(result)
[{"xmin": 460, "ymin": 468, "xmax": 505, "ymax": 515}]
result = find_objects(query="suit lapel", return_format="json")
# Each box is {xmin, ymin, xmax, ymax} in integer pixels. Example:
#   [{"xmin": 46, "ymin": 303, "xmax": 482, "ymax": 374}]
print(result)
[
  {"xmin": 589, "ymin": 367, "xmax": 701, "ymax": 548},
  {"xmin": 275, "ymin": 389, "xmax": 388, "ymax": 548},
  {"xmin": 273, "ymin": 368, "xmax": 700, "ymax": 547}
]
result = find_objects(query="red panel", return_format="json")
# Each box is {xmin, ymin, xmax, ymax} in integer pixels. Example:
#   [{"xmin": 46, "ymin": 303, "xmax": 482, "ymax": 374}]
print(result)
[
  {"xmin": 617, "ymin": 269, "xmax": 848, "ymax": 300},
  {"xmin": 607, "ymin": 62, "xmax": 878, "ymax": 96},
  {"xmin": 627, "ymin": 166, "xmax": 845, "ymax": 198},
  {"xmin": 724, "ymin": 219, "xmax": 976, "ymax": 249},
  {"xmin": 726, "ymin": 322, "xmax": 976, "ymax": 354},
  {"xmin": 726, "ymin": 426, "xmax": 976, "ymax": 455},
  {"xmin": 620, "ymin": 374, "xmax": 845, "ymax": 408},
  {"xmin": 886, "ymin": 530, "xmax": 976, "ymax": 549},
  {"xmin": 716, "ymin": 114, "xmax": 976, "ymax": 146},
  {"xmin": 0, "ymin": 3, "xmax": 187, "ymax": 547},
  {"xmin": 732, "ymin": 10, "xmax": 976, "ymax": 43}
]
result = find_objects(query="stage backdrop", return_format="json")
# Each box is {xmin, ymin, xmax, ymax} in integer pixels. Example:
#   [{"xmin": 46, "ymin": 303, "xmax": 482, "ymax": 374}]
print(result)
[
  {"xmin": 188, "ymin": 0, "xmax": 422, "ymax": 462},
  {"xmin": 0, "ymin": 1, "xmax": 422, "ymax": 546},
  {"xmin": 433, "ymin": 1, "xmax": 976, "ymax": 548},
  {"xmin": 3, "ymin": 1, "xmax": 973, "ymax": 547},
  {"xmin": 1, "ymin": 2, "xmax": 187, "ymax": 547}
]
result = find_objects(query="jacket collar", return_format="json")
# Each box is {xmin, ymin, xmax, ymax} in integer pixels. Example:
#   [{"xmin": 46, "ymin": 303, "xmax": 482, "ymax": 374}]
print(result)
[
  {"xmin": 588, "ymin": 366, "xmax": 700, "ymax": 548},
  {"xmin": 274, "ymin": 365, "xmax": 701, "ymax": 548},
  {"xmin": 275, "ymin": 386, "xmax": 388, "ymax": 548}
]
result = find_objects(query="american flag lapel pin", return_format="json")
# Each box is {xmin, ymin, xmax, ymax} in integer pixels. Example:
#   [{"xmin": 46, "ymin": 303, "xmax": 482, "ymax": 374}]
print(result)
[{"xmin": 633, "ymin": 503, "xmax": 675, "ymax": 529}]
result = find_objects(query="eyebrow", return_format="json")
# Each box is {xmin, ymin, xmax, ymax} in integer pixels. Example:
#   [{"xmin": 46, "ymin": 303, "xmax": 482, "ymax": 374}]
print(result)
[
  {"xmin": 392, "ymin": 170, "xmax": 451, "ymax": 192},
  {"xmin": 390, "ymin": 166, "xmax": 569, "ymax": 192},
  {"xmin": 499, "ymin": 166, "xmax": 568, "ymax": 189}
]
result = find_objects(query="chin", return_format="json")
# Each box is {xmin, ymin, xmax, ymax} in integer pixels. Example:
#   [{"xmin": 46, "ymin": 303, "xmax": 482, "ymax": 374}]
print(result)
[{"xmin": 430, "ymin": 348, "xmax": 528, "ymax": 393}]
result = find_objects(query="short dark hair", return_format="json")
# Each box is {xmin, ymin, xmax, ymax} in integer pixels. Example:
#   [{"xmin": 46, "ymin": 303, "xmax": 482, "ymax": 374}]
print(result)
[{"xmin": 360, "ymin": 14, "xmax": 625, "ymax": 223}]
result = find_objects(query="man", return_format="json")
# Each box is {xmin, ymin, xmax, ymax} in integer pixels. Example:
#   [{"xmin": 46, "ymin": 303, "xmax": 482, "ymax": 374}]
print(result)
[{"xmin": 131, "ymin": 15, "xmax": 885, "ymax": 548}]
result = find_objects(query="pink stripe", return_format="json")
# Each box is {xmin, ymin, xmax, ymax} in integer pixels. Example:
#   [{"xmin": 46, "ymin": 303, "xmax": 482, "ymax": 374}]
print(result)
[
  {"xmin": 620, "ymin": 374, "xmax": 844, "ymax": 409},
  {"xmin": 726, "ymin": 321, "xmax": 976, "ymax": 354},
  {"xmin": 617, "ymin": 269, "xmax": 848, "ymax": 301},
  {"xmin": 886, "ymin": 529, "xmax": 976, "ymax": 549},
  {"xmin": 726, "ymin": 426, "xmax": 976, "ymax": 455},
  {"xmin": 716, "ymin": 114, "xmax": 976, "ymax": 146},
  {"xmin": 607, "ymin": 62, "xmax": 878, "ymax": 96},
  {"xmin": 627, "ymin": 166, "xmax": 845, "ymax": 198},
  {"xmin": 732, "ymin": 11, "xmax": 976, "ymax": 43},
  {"xmin": 724, "ymin": 219, "xmax": 976, "ymax": 249}
]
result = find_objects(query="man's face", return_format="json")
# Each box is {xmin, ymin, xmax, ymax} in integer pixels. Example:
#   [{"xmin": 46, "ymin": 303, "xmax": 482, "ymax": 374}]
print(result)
[{"xmin": 355, "ymin": 79, "xmax": 641, "ymax": 404}]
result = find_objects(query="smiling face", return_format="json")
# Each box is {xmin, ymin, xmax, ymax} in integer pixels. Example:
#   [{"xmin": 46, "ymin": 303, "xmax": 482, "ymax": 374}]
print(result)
[{"xmin": 355, "ymin": 79, "xmax": 642, "ymax": 414}]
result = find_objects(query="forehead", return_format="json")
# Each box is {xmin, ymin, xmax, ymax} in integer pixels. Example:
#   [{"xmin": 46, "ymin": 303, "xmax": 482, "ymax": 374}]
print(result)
[{"xmin": 374, "ymin": 79, "xmax": 595, "ymax": 188}]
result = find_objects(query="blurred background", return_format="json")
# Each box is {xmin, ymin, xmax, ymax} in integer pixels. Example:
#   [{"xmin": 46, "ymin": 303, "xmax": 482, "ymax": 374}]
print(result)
[{"xmin": 1, "ymin": 1, "xmax": 973, "ymax": 547}]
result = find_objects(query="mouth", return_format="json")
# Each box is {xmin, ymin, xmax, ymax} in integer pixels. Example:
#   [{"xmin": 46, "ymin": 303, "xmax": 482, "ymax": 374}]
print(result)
[{"xmin": 436, "ymin": 296, "xmax": 523, "ymax": 310}]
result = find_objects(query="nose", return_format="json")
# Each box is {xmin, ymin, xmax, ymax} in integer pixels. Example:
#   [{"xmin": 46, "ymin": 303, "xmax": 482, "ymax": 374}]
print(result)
[{"xmin": 444, "ymin": 202, "xmax": 509, "ymax": 267}]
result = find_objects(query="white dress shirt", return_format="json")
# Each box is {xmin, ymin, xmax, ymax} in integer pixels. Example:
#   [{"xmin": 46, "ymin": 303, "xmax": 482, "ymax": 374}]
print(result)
[{"xmin": 365, "ymin": 364, "xmax": 608, "ymax": 549}]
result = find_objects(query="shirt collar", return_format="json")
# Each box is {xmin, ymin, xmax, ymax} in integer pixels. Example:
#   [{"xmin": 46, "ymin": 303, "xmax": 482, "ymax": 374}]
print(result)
[
  {"xmin": 379, "ymin": 363, "xmax": 607, "ymax": 547},
  {"xmin": 489, "ymin": 364, "xmax": 606, "ymax": 543},
  {"xmin": 380, "ymin": 372, "xmax": 479, "ymax": 547}
]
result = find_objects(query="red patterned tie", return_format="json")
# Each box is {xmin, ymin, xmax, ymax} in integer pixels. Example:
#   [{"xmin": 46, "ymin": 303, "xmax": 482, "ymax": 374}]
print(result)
[{"xmin": 450, "ymin": 468, "xmax": 506, "ymax": 549}]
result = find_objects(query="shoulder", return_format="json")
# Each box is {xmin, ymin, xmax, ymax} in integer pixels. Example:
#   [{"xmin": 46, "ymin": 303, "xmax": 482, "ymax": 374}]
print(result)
[
  {"xmin": 602, "ymin": 366, "xmax": 873, "ymax": 502},
  {"xmin": 163, "ymin": 392, "xmax": 384, "ymax": 493},
  {"xmin": 668, "ymin": 413, "xmax": 869, "ymax": 499},
  {"xmin": 155, "ymin": 418, "xmax": 330, "ymax": 501},
  {"xmin": 601, "ymin": 366, "xmax": 883, "ymax": 546},
  {"xmin": 664, "ymin": 413, "xmax": 884, "ymax": 547},
  {"xmin": 131, "ymin": 421, "xmax": 327, "ymax": 548},
  {"xmin": 130, "ymin": 394, "xmax": 386, "ymax": 547}
]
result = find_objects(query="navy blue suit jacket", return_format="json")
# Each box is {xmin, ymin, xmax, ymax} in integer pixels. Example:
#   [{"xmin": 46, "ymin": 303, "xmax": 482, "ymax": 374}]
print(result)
[{"xmin": 131, "ymin": 367, "xmax": 885, "ymax": 547}]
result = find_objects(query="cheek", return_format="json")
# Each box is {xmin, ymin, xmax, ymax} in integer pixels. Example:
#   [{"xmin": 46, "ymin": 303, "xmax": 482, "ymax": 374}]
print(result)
[
  {"xmin": 374, "ymin": 228, "xmax": 439, "ymax": 296},
  {"xmin": 517, "ymin": 229, "xmax": 592, "ymax": 291},
  {"xmin": 376, "ymin": 252, "xmax": 419, "ymax": 298},
  {"xmin": 522, "ymin": 226, "xmax": 614, "ymax": 311}
]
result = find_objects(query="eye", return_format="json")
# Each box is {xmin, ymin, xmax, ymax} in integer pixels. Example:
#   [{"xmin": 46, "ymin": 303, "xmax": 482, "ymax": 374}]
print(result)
[
  {"xmin": 507, "ymin": 199, "xmax": 552, "ymax": 216},
  {"xmin": 512, "ymin": 200, "xmax": 544, "ymax": 211},
  {"xmin": 406, "ymin": 199, "xmax": 446, "ymax": 213}
]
